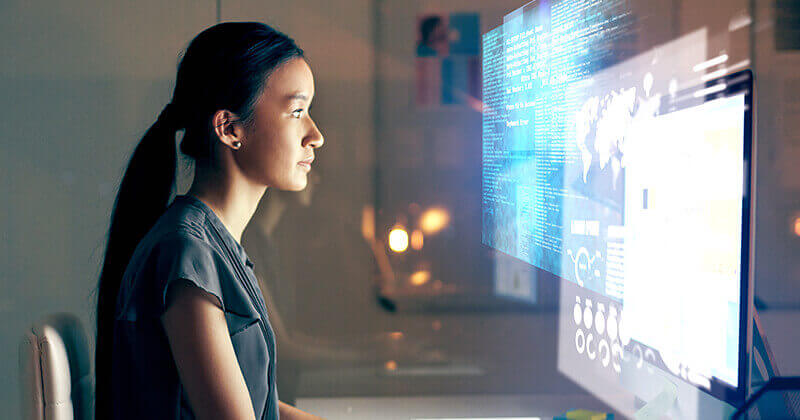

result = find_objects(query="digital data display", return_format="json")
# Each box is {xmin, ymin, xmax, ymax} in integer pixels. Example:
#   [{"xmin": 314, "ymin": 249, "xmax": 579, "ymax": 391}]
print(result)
[
  {"xmin": 481, "ymin": 0, "xmax": 635, "ymax": 297},
  {"xmin": 481, "ymin": 0, "xmax": 751, "ymax": 401}
]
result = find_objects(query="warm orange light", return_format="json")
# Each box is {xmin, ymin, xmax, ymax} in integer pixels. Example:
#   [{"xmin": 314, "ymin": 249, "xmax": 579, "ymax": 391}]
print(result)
[
  {"xmin": 361, "ymin": 206, "xmax": 375, "ymax": 241},
  {"xmin": 388, "ymin": 227, "xmax": 409, "ymax": 253},
  {"xmin": 419, "ymin": 207, "xmax": 450, "ymax": 235},
  {"xmin": 794, "ymin": 217, "xmax": 800, "ymax": 237},
  {"xmin": 410, "ymin": 229, "xmax": 424, "ymax": 250},
  {"xmin": 389, "ymin": 331, "xmax": 404, "ymax": 340},
  {"xmin": 384, "ymin": 360, "xmax": 398, "ymax": 371},
  {"xmin": 409, "ymin": 270, "xmax": 431, "ymax": 286}
]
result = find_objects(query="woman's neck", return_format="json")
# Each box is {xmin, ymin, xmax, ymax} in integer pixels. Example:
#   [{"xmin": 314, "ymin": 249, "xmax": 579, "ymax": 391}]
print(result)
[{"xmin": 187, "ymin": 163, "xmax": 267, "ymax": 244}]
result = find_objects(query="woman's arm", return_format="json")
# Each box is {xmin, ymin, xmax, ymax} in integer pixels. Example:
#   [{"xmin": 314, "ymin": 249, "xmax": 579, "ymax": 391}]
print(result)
[
  {"xmin": 161, "ymin": 279, "xmax": 257, "ymax": 420},
  {"xmin": 279, "ymin": 401, "xmax": 325, "ymax": 419}
]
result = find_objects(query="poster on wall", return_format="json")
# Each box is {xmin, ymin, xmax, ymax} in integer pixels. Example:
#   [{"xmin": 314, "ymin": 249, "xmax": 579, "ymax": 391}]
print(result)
[{"xmin": 415, "ymin": 12, "xmax": 481, "ymax": 108}]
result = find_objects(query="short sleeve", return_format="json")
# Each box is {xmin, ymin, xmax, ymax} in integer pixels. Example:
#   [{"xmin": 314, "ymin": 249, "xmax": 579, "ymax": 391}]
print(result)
[
  {"xmin": 154, "ymin": 233, "xmax": 225, "ymax": 312},
  {"xmin": 150, "ymin": 232, "xmax": 261, "ymax": 334}
]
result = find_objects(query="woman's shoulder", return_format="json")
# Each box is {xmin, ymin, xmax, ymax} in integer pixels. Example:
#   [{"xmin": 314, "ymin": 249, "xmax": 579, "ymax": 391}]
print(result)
[
  {"xmin": 116, "ymin": 201, "xmax": 230, "ymax": 320},
  {"xmin": 150, "ymin": 197, "xmax": 212, "ymax": 242},
  {"xmin": 122, "ymin": 199, "xmax": 219, "ymax": 282}
]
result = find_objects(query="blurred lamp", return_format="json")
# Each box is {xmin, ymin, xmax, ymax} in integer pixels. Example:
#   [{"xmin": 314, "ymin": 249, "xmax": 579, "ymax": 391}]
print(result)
[
  {"xmin": 420, "ymin": 207, "xmax": 450, "ymax": 235},
  {"xmin": 389, "ymin": 227, "xmax": 409, "ymax": 253},
  {"xmin": 410, "ymin": 270, "xmax": 431, "ymax": 286}
]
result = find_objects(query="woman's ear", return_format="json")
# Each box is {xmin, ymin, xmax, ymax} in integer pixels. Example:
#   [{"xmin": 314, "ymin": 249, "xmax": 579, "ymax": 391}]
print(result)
[{"xmin": 211, "ymin": 109, "xmax": 245, "ymax": 150}]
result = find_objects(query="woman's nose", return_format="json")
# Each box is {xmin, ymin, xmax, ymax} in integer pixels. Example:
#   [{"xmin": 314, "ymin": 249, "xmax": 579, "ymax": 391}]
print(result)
[{"xmin": 305, "ymin": 118, "xmax": 324, "ymax": 149}]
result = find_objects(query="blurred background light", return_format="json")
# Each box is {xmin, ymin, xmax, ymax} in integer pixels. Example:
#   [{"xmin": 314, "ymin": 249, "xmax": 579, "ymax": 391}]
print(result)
[
  {"xmin": 419, "ymin": 207, "xmax": 450, "ymax": 235},
  {"xmin": 389, "ymin": 227, "xmax": 409, "ymax": 253},
  {"xmin": 793, "ymin": 216, "xmax": 800, "ymax": 237},
  {"xmin": 410, "ymin": 229, "xmax": 424, "ymax": 250},
  {"xmin": 410, "ymin": 270, "xmax": 431, "ymax": 286}
]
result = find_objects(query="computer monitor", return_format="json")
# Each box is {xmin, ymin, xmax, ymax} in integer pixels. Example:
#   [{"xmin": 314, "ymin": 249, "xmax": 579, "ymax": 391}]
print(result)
[{"xmin": 480, "ymin": 0, "xmax": 754, "ymax": 410}]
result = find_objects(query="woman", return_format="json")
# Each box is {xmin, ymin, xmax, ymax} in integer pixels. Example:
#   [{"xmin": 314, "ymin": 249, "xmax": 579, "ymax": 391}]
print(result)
[{"xmin": 95, "ymin": 22, "xmax": 324, "ymax": 419}]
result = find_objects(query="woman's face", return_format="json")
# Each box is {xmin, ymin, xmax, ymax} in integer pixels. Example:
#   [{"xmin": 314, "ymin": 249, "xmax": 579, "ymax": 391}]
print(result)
[{"xmin": 236, "ymin": 57, "xmax": 324, "ymax": 191}]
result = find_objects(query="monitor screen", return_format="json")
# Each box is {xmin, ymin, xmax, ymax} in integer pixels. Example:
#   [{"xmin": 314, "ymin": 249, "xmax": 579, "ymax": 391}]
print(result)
[
  {"xmin": 622, "ymin": 92, "xmax": 745, "ymax": 389},
  {"xmin": 481, "ymin": 0, "xmax": 752, "ymax": 408}
]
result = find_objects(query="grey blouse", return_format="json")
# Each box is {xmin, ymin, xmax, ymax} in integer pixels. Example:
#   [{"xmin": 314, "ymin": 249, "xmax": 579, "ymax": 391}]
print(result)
[{"xmin": 112, "ymin": 195, "xmax": 278, "ymax": 419}]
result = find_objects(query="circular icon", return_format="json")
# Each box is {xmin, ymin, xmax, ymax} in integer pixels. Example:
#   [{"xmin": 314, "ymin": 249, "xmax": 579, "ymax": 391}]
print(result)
[
  {"xmin": 611, "ymin": 342, "xmax": 622, "ymax": 373},
  {"xmin": 595, "ymin": 310, "xmax": 606, "ymax": 335},
  {"xmin": 586, "ymin": 333, "xmax": 597, "ymax": 360},
  {"xmin": 575, "ymin": 329, "xmax": 586, "ymax": 354},
  {"xmin": 572, "ymin": 248, "xmax": 593, "ymax": 287},
  {"xmin": 573, "ymin": 303, "xmax": 582, "ymax": 325},
  {"xmin": 583, "ymin": 306, "xmax": 593, "ymax": 330},
  {"xmin": 607, "ymin": 313, "xmax": 618, "ymax": 341},
  {"xmin": 599, "ymin": 339, "xmax": 610, "ymax": 367}
]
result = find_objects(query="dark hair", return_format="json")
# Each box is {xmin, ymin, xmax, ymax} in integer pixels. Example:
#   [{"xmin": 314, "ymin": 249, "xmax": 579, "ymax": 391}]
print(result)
[
  {"xmin": 420, "ymin": 16, "xmax": 442, "ymax": 44},
  {"xmin": 94, "ymin": 22, "xmax": 303, "ymax": 419}
]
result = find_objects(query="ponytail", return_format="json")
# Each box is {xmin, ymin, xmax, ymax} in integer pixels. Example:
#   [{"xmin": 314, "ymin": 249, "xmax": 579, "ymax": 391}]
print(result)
[
  {"xmin": 93, "ymin": 22, "xmax": 304, "ymax": 418},
  {"xmin": 94, "ymin": 104, "xmax": 179, "ymax": 419}
]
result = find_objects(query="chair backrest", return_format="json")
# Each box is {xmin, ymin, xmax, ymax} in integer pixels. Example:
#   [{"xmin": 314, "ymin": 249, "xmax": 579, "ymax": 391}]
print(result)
[{"xmin": 19, "ymin": 313, "xmax": 93, "ymax": 420}]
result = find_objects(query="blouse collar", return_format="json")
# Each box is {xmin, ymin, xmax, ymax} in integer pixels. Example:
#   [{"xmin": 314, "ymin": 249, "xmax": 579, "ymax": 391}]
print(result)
[{"xmin": 175, "ymin": 194, "xmax": 255, "ymax": 269}]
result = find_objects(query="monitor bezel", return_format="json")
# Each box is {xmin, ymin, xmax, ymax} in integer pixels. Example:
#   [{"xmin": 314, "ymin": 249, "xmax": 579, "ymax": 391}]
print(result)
[
  {"xmin": 597, "ymin": 69, "xmax": 755, "ymax": 408},
  {"xmin": 701, "ymin": 69, "xmax": 754, "ymax": 408},
  {"xmin": 614, "ymin": 69, "xmax": 755, "ymax": 407}
]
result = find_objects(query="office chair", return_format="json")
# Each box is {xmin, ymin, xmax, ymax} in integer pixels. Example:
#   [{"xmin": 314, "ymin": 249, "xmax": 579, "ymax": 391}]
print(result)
[{"xmin": 19, "ymin": 312, "xmax": 93, "ymax": 420}]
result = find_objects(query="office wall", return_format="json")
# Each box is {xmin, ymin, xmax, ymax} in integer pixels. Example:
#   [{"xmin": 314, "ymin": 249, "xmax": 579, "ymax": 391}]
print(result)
[
  {"xmin": 0, "ymin": 1, "xmax": 216, "ymax": 418},
  {"xmin": 750, "ymin": 0, "xmax": 800, "ymax": 374},
  {"xmin": 751, "ymin": 0, "xmax": 800, "ymax": 309}
]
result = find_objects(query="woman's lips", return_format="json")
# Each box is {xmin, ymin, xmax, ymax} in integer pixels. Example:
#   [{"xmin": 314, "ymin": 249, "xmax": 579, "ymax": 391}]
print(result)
[{"xmin": 298, "ymin": 156, "xmax": 314, "ymax": 171}]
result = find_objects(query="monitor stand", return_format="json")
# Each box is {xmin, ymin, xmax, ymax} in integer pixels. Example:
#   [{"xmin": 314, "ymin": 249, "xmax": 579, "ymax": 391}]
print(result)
[{"xmin": 751, "ymin": 309, "xmax": 779, "ymax": 389}]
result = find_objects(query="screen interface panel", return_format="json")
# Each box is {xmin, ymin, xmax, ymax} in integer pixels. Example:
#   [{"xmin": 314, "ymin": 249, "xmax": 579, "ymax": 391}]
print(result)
[{"xmin": 481, "ymin": 0, "xmax": 748, "ymax": 400}]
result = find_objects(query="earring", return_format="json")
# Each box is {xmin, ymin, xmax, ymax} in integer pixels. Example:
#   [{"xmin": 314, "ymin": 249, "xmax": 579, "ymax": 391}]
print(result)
[{"xmin": 232, "ymin": 141, "xmax": 242, "ymax": 150}]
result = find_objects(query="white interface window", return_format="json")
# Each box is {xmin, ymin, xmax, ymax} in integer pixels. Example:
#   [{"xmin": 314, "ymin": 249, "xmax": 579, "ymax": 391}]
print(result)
[{"xmin": 622, "ymin": 94, "xmax": 745, "ymax": 387}]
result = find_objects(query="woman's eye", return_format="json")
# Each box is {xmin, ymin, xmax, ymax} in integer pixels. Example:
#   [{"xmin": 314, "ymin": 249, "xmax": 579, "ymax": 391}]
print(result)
[{"xmin": 291, "ymin": 109, "xmax": 303, "ymax": 118}]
